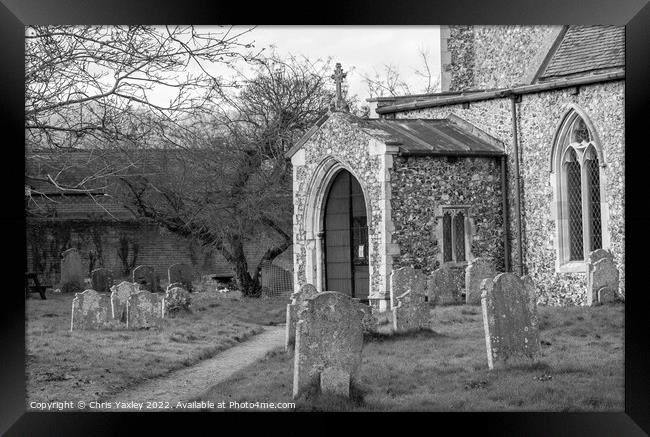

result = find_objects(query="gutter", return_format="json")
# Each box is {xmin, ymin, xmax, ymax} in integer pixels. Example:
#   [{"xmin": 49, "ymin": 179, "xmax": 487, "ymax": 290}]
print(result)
[{"xmin": 376, "ymin": 70, "xmax": 625, "ymax": 114}]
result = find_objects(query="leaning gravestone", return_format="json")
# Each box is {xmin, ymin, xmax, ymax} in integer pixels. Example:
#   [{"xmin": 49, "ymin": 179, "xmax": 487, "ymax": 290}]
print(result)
[
  {"xmin": 390, "ymin": 266, "xmax": 426, "ymax": 307},
  {"xmin": 110, "ymin": 281, "xmax": 139, "ymax": 321},
  {"xmin": 168, "ymin": 263, "xmax": 193, "ymax": 292},
  {"xmin": 428, "ymin": 265, "xmax": 458, "ymax": 306},
  {"xmin": 481, "ymin": 273, "xmax": 540, "ymax": 369},
  {"xmin": 132, "ymin": 265, "xmax": 159, "ymax": 292},
  {"xmin": 60, "ymin": 248, "xmax": 83, "ymax": 294},
  {"xmin": 352, "ymin": 298, "xmax": 379, "ymax": 334},
  {"xmin": 126, "ymin": 290, "xmax": 165, "ymax": 329},
  {"xmin": 164, "ymin": 286, "xmax": 191, "ymax": 315},
  {"xmin": 465, "ymin": 257, "xmax": 496, "ymax": 305},
  {"xmin": 285, "ymin": 283, "xmax": 319, "ymax": 351},
  {"xmin": 91, "ymin": 268, "xmax": 114, "ymax": 293},
  {"xmin": 70, "ymin": 289, "xmax": 111, "ymax": 331},
  {"xmin": 392, "ymin": 291, "xmax": 429, "ymax": 332},
  {"xmin": 587, "ymin": 257, "xmax": 620, "ymax": 306},
  {"xmin": 293, "ymin": 292, "xmax": 364, "ymax": 399}
]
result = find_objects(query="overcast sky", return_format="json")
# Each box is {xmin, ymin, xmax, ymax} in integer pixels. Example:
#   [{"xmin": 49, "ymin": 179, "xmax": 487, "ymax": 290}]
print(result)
[{"xmin": 233, "ymin": 26, "xmax": 441, "ymax": 100}]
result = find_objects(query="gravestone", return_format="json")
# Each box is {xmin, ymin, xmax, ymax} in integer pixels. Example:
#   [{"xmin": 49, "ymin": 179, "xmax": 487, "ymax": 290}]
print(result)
[
  {"xmin": 465, "ymin": 257, "xmax": 496, "ymax": 305},
  {"xmin": 598, "ymin": 287, "xmax": 619, "ymax": 304},
  {"xmin": 168, "ymin": 263, "xmax": 193, "ymax": 292},
  {"xmin": 587, "ymin": 256, "xmax": 620, "ymax": 306},
  {"xmin": 164, "ymin": 286, "xmax": 191, "ymax": 315},
  {"xmin": 293, "ymin": 292, "xmax": 364, "ymax": 399},
  {"xmin": 167, "ymin": 282, "xmax": 183, "ymax": 291},
  {"xmin": 352, "ymin": 298, "xmax": 379, "ymax": 334},
  {"xmin": 390, "ymin": 266, "xmax": 426, "ymax": 307},
  {"xmin": 70, "ymin": 289, "xmax": 111, "ymax": 331},
  {"xmin": 428, "ymin": 265, "xmax": 458, "ymax": 306},
  {"xmin": 132, "ymin": 265, "xmax": 159, "ymax": 292},
  {"xmin": 588, "ymin": 248, "xmax": 614, "ymax": 265},
  {"xmin": 60, "ymin": 248, "xmax": 83, "ymax": 293},
  {"xmin": 481, "ymin": 273, "xmax": 540, "ymax": 369},
  {"xmin": 126, "ymin": 291, "xmax": 165, "ymax": 329},
  {"xmin": 110, "ymin": 281, "xmax": 139, "ymax": 321},
  {"xmin": 392, "ymin": 291, "xmax": 429, "ymax": 332},
  {"xmin": 91, "ymin": 268, "xmax": 114, "ymax": 293},
  {"xmin": 285, "ymin": 283, "xmax": 319, "ymax": 351}
]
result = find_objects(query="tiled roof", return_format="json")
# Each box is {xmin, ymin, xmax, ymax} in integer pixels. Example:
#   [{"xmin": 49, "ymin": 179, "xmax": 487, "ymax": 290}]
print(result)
[{"xmin": 538, "ymin": 25, "xmax": 624, "ymax": 81}]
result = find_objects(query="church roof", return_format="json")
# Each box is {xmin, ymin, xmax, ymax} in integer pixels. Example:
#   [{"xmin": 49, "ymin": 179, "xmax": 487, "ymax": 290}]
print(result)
[
  {"xmin": 287, "ymin": 112, "xmax": 505, "ymax": 158},
  {"xmin": 535, "ymin": 25, "xmax": 624, "ymax": 82}
]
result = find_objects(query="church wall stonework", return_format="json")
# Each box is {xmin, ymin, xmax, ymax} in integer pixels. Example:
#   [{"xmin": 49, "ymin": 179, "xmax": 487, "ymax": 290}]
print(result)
[
  {"xmin": 389, "ymin": 156, "xmax": 505, "ymax": 281},
  {"xmin": 391, "ymin": 80, "xmax": 624, "ymax": 305}
]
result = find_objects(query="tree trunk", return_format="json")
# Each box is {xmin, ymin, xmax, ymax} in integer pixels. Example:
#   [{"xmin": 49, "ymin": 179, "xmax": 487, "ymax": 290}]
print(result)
[{"xmin": 229, "ymin": 236, "xmax": 262, "ymax": 297}]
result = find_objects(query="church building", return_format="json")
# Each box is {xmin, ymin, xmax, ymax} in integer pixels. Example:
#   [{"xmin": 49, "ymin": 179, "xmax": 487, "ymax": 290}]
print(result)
[{"xmin": 287, "ymin": 25, "xmax": 625, "ymax": 311}]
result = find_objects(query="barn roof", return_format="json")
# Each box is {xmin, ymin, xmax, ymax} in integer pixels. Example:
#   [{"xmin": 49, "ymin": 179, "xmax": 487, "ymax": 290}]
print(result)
[
  {"xmin": 535, "ymin": 25, "xmax": 625, "ymax": 82},
  {"xmin": 286, "ymin": 112, "xmax": 505, "ymax": 158}
]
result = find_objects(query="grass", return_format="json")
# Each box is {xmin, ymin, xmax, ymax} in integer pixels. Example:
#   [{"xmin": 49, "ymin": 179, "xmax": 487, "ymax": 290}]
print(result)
[
  {"xmin": 25, "ymin": 289, "xmax": 289, "ymax": 405},
  {"xmin": 197, "ymin": 304, "xmax": 624, "ymax": 411}
]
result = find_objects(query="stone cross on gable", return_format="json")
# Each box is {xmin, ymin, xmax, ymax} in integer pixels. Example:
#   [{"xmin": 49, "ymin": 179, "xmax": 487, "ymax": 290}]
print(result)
[{"xmin": 330, "ymin": 62, "xmax": 350, "ymax": 112}]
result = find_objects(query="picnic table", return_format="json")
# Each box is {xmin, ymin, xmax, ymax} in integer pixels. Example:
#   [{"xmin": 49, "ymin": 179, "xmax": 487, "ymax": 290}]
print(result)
[{"xmin": 25, "ymin": 272, "xmax": 48, "ymax": 300}]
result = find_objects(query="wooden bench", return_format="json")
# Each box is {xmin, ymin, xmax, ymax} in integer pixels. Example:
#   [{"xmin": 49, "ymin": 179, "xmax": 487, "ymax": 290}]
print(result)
[{"xmin": 25, "ymin": 272, "xmax": 48, "ymax": 300}]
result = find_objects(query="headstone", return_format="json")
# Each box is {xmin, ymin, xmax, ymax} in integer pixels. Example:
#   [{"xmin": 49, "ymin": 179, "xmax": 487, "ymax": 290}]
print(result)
[
  {"xmin": 132, "ymin": 265, "xmax": 159, "ymax": 292},
  {"xmin": 126, "ymin": 290, "xmax": 165, "ymax": 329},
  {"xmin": 465, "ymin": 258, "xmax": 496, "ymax": 305},
  {"xmin": 167, "ymin": 282, "xmax": 183, "ymax": 291},
  {"xmin": 352, "ymin": 298, "xmax": 379, "ymax": 334},
  {"xmin": 91, "ymin": 268, "xmax": 114, "ymax": 293},
  {"xmin": 428, "ymin": 265, "xmax": 458, "ymax": 306},
  {"xmin": 390, "ymin": 266, "xmax": 426, "ymax": 307},
  {"xmin": 481, "ymin": 273, "xmax": 540, "ymax": 369},
  {"xmin": 110, "ymin": 281, "xmax": 139, "ymax": 321},
  {"xmin": 285, "ymin": 283, "xmax": 319, "ymax": 351},
  {"xmin": 164, "ymin": 286, "xmax": 191, "ymax": 315},
  {"xmin": 168, "ymin": 263, "xmax": 194, "ymax": 292},
  {"xmin": 392, "ymin": 291, "xmax": 430, "ymax": 332},
  {"xmin": 60, "ymin": 248, "xmax": 83, "ymax": 293},
  {"xmin": 70, "ymin": 289, "xmax": 111, "ymax": 331},
  {"xmin": 588, "ymin": 248, "xmax": 614, "ymax": 265},
  {"xmin": 598, "ymin": 287, "xmax": 619, "ymax": 305},
  {"xmin": 320, "ymin": 367, "xmax": 351, "ymax": 397},
  {"xmin": 587, "ymin": 256, "xmax": 619, "ymax": 306},
  {"xmin": 293, "ymin": 292, "xmax": 364, "ymax": 399}
]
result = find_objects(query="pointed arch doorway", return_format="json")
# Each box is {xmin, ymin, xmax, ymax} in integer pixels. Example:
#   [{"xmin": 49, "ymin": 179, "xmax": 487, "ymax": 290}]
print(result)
[{"xmin": 323, "ymin": 169, "xmax": 369, "ymax": 300}]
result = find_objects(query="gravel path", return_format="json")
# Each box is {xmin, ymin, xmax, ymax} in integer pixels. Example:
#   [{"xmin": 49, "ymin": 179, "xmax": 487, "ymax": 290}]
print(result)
[{"xmin": 104, "ymin": 326, "xmax": 285, "ymax": 411}]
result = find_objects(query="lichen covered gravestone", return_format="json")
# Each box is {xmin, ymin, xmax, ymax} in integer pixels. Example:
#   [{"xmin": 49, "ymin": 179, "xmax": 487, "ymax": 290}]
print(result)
[
  {"xmin": 60, "ymin": 248, "xmax": 83, "ymax": 294},
  {"xmin": 70, "ymin": 289, "xmax": 111, "ymax": 331},
  {"xmin": 91, "ymin": 268, "xmax": 114, "ymax": 293},
  {"xmin": 428, "ymin": 265, "xmax": 458, "ymax": 306},
  {"xmin": 293, "ymin": 292, "xmax": 364, "ymax": 399},
  {"xmin": 392, "ymin": 290, "xmax": 429, "ymax": 332},
  {"xmin": 587, "ymin": 250, "xmax": 620, "ymax": 306},
  {"xmin": 352, "ymin": 298, "xmax": 379, "ymax": 334},
  {"xmin": 481, "ymin": 273, "xmax": 540, "ymax": 369},
  {"xmin": 168, "ymin": 263, "xmax": 193, "ymax": 292},
  {"xmin": 110, "ymin": 281, "xmax": 139, "ymax": 321},
  {"xmin": 126, "ymin": 290, "xmax": 164, "ymax": 329},
  {"xmin": 465, "ymin": 257, "xmax": 495, "ymax": 305},
  {"xmin": 390, "ymin": 266, "xmax": 426, "ymax": 307},
  {"xmin": 132, "ymin": 265, "xmax": 159, "ymax": 292},
  {"xmin": 285, "ymin": 283, "xmax": 319, "ymax": 351},
  {"xmin": 164, "ymin": 286, "xmax": 191, "ymax": 315}
]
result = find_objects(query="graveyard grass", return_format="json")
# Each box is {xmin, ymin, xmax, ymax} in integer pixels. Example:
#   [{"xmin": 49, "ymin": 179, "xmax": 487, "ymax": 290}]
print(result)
[
  {"xmin": 198, "ymin": 304, "xmax": 624, "ymax": 411},
  {"xmin": 25, "ymin": 288, "xmax": 287, "ymax": 404}
]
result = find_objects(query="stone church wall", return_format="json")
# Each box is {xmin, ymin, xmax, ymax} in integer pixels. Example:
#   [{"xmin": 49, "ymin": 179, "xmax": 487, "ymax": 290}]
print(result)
[
  {"xmin": 443, "ymin": 25, "xmax": 558, "ymax": 91},
  {"xmin": 391, "ymin": 80, "xmax": 624, "ymax": 305},
  {"xmin": 389, "ymin": 155, "xmax": 505, "ymax": 286}
]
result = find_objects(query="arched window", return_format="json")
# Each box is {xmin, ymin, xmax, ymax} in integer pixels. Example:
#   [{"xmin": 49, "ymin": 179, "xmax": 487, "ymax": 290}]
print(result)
[{"xmin": 553, "ymin": 109, "xmax": 605, "ymax": 268}]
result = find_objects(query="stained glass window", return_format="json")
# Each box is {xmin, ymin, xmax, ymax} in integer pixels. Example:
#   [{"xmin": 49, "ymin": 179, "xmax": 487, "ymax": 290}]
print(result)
[{"xmin": 442, "ymin": 212, "xmax": 452, "ymax": 262}]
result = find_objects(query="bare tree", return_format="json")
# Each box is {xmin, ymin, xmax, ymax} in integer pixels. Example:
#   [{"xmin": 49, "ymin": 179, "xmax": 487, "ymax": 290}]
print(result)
[
  {"xmin": 114, "ymin": 53, "xmax": 335, "ymax": 296},
  {"xmin": 25, "ymin": 25, "xmax": 257, "ymax": 197},
  {"xmin": 363, "ymin": 47, "xmax": 441, "ymax": 98}
]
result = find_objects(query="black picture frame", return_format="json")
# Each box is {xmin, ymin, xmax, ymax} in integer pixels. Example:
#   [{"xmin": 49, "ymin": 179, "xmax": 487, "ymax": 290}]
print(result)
[{"xmin": 3, "ymin": 0, "xmax": 648, "ymax": 434}]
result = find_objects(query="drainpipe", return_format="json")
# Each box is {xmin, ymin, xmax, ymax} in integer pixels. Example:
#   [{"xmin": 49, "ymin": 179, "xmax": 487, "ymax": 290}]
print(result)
[
  {"xmin": 500, "ymin": 155, "xmax": 511, "ymax": 272},
  {"xmin": 510, "ymin": 95, "xmax": 524, "ymax": 276}
]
